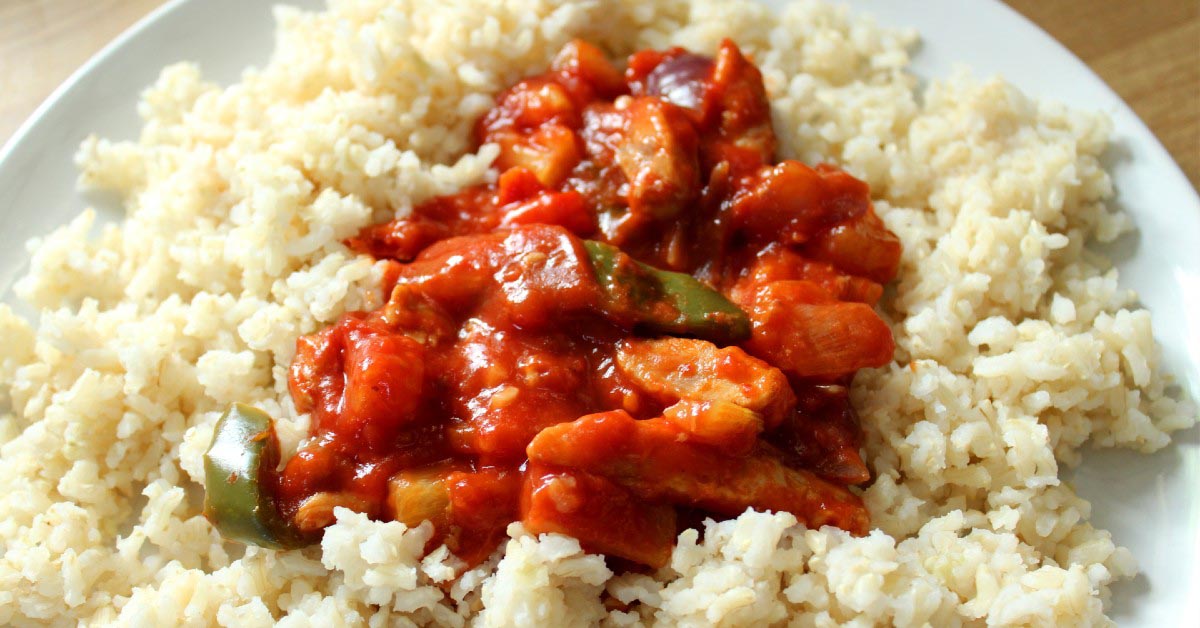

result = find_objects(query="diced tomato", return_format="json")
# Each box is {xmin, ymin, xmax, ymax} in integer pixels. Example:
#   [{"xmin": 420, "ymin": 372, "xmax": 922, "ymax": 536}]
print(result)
[
  {"xmin": 479, "ymin": 77, "xmax": 581, "ymax": 136},
  {"xmin": 345, "ymin": 185, "xmax": 499, "ymax": 261},
  {"xmin": 496, "ymin": 167, "xmax": 547, "ymax": 205},
  {"xmin": 289, "ymin": 322, "xmax": 348, "ymax": 425},
  {"xmin": 499, "ymin": 189, "xmax": 595, "ymax": 236}
]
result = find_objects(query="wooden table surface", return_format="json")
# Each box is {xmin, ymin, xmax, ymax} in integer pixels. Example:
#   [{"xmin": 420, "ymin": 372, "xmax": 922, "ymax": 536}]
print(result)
[{"xmin": 1, "ymin": 0, "xmax": 1197, "ymax": 189}]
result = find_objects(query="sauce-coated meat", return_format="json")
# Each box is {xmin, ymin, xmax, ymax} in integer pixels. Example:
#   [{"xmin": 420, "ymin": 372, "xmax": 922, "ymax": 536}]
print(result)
[{"xmin": 269, "ymin": 38, "xmax": 901, "ymax": 569}]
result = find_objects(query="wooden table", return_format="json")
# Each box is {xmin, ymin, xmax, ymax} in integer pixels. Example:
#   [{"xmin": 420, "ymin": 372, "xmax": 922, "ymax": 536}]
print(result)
[{"xmin": 1, "ymin": 0, "xmax": 1197, "ymax": 189}]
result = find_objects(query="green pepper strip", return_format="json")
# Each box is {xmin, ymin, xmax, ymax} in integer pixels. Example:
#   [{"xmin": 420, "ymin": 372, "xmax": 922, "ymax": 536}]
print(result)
[
  {"xmin": 203, "ymin": 403, "xmax": 314, "ymax": 549},
  {"xmin": 583, "ymin": 240, "xmax": 750, "ymax": 344}
]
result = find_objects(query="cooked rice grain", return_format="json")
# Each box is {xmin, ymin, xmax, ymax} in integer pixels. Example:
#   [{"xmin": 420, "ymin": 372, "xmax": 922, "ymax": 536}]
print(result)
[{"xmin": 0, "ymin": 0, "xmax": 1194, "ymax": 626}]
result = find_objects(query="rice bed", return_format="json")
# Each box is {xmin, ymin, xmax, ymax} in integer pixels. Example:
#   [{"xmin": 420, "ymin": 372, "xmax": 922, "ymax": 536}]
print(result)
[{"xmin": 0, "ymin": 0, "xmax": 1194, "ymax": 626}]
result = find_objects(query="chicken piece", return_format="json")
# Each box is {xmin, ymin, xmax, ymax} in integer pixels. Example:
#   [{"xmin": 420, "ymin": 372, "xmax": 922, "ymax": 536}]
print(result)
[
  {"xmin": 289, "ymin": 315, "xmax": 426, "ymax": 449},
  {"xmin": 526, "ymin": 410, "xmax": 869, "ymax": 534},
  {"xmin": 522, "ymin": 463, "xmax": 676, "ymax": 568},
  {"xmin": 741, "ymin": 280, "xmax": 894, "ymax": 379},
  {"xmin": 615, "ymin": 337, "xmax": 794, "ymax": 428},
  {"xmin": 727, "ymin": 161, "xmax": 871, "ymax": 246},
  {"xmin": 730, "ymin": 243, "xmax": 883, "ymax": 306},
  {"xmin": 701, "ymin": 39, "xmax": 776, "ymax": 177},
  {"xmin": 804, "ymin": 206, "xmax": 902, "ymax": 284},
  {"xmin": 378, "ymin": 284, "xmax": 457, "ymax": 347},
  {"xmin": 293, "ymin": 492, "xmax": 371, "ymax": 534},
  {"xmin": 661, "ymin": 399, "xmax": 762, "ymax": 456},
  {"xmin": 581, "ymin": 97, "xmax": 701, "ymax": 223},
  {"xmin": 341, "ymin": 329, "xmax": 426, "ymax": 448},
  {"xmin": 395, "ymin": 225, "xmax": 600, "ymax": 325},
  {"xmin": 613, "ymin": 97, "xmax": 700, "ymax": 221},
  {"xmin": 442, "ymin": 324, "xmax": 593, "ymax": 463}
]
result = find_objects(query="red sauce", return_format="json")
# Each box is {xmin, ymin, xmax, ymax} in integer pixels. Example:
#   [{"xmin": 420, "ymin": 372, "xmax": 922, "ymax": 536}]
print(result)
[{"xmin": 277, "ymin": 39, "xmax": 901, "ymax": 568}]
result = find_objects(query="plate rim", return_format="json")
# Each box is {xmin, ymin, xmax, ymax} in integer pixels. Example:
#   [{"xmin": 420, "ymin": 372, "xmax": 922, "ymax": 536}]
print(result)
[{"xmin": 0, "ymin": 0, "xmax": 191, "ymax": 166}]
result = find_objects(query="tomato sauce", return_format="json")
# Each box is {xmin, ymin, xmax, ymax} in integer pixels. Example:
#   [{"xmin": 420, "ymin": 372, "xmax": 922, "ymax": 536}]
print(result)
[{"xmin": 278, "ymin": 39, "xmax": 900, "ymax": 568}]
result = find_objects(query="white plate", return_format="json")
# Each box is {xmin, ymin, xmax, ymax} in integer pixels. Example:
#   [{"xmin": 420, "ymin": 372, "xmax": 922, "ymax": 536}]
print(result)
[{"xmin": 1, "ymin": 0, "xmax": 1197, "ymax": 624}]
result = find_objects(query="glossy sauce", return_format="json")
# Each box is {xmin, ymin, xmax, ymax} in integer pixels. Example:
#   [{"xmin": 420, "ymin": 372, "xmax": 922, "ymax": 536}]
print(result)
[{"xmin": 278, "ymin": 39, "xmax": 901, "ymax": 568}]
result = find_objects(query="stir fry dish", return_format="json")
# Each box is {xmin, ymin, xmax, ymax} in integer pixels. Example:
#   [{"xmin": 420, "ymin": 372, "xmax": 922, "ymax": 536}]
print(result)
[{"xmin": 203, "ymin": 39, "xmax": 901, "ymax": 569}]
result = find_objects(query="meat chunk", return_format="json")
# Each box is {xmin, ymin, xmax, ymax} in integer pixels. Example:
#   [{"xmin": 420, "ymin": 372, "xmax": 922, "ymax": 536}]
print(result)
[
  {"xmin": 581, "ymin": 97, "xmax": 701, "ymax": 223},
  {"xmin": 701, "ymin": 40, "xmax": 777, "ymax": 177},
  {"xmin": 289, "ymin": 315, "xmax": 426, "ymax": 449},
  {"xmin": 526, "ymin": 410, "xmax": 868, "ymax": 534},
  {"xmin": 442, "ymin": 325, "xmax": 593, "ymax": 463},
  {"xmin": 661, "ymin": 399, "xmax": 762, "ymax": 456},
  {"xmin": 522, "ymin": 464, "xmax": 676, "ymax": 568},
  {"xmin": 615, "ymin": 337, "xmax": 794, "ymax": 428},
  {"xmin": 395, "ymin": 225, "xmax": 600, "ymax": 325},
  {"xmin": 727, "ymin": 161, "xmax": 871, "ymax": 246},
  {"xmin": 804, "ymin": 206, "xmax": 902, "ymax": 284},
  {"xmin": 378, "ymin": 284, "xmax": 457, "ymax": 347},
  {"xmin": 741, "ymin": 280, "xmax": 894, "ymax": 379},
  {"xmin": 730, "ymin": 243, "xmax": 883, "ymax": 306}
]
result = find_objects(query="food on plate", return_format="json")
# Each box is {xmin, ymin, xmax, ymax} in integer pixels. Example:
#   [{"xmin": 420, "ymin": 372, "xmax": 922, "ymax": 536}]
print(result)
[
  {"xmin": 204, "ymin": 39, "xmax": 895, "ymax": 567},
  {"xmin": 0, "ymin": 1, "xmax": 1194, "ymax": 626}
]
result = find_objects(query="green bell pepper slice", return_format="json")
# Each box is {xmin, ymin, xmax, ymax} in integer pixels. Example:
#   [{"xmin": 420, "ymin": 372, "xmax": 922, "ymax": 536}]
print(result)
[
  {"xmin": 583, "ymin": 240, "xmax": 750, "ymax": 343},
  {"xmin": 202, "ymin": 403, "xmax": 314, "ymax": 550}
]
